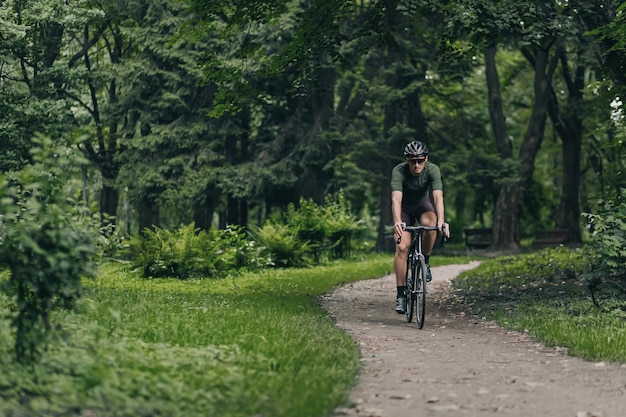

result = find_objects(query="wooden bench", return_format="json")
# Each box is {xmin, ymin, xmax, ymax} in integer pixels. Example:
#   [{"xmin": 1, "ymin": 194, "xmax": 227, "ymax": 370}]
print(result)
[
  {"xmin": 464, "ymin": 228, "xmax": 493, "ymax": 250},
  {"xmin": 533, "ymin": 228, "xmax": 569, "ymax": 248}
]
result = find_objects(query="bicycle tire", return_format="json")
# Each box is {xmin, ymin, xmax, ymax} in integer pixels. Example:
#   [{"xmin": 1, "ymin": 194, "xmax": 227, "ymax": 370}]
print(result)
[
  {"xmin": 404, "ymin": 255, "xmax": 415, "ymax": 323},
  {"xmin": 415, "ymin": 257, "xmax": 427, "ymax": 329}
]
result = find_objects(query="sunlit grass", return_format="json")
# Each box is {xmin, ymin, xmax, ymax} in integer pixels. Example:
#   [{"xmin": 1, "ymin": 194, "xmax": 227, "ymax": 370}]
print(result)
[
  {"xmin": 453, "ymin": 247, "xmax": 626, "ymax": 363},
  {"xmin": 0, "ymin": 253, "xmax": 387, "ymax": 417},
  {"xmin": 0, "ymin": 252, "xmax": 488, "ymax": 416},
  {"xmin": 498, "ymin": 304, "xmax": 626, "ymax": 362}
]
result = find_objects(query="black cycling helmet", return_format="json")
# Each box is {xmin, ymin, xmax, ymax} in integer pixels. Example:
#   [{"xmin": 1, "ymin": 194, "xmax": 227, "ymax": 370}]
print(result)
[{"xmin": 403, "ymin": 141, "xmax": 429, "ymax": 158}]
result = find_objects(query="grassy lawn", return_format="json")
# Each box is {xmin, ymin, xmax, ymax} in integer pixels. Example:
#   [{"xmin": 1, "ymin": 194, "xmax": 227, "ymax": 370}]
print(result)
[
  {"xmin": 2, "ymin": 252, "xmax": 476, "ymax": 417},
  {"xmin": 3, "ymin": 247, "xmax": 622, "ymax": 417},
  {"xmin": 452, "ymin": 247, "xmax": 626, "ymax": 363}
]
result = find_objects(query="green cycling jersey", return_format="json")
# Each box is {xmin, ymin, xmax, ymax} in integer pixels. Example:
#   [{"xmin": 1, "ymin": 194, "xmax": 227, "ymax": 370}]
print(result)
[{"xmin": 391, "ymin": 161, "xmax": 443, "ymax": 206}]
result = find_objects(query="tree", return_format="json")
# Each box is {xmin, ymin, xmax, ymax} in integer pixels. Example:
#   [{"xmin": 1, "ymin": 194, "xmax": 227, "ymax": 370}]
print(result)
[
  {"xmin": 0, "ymin": 0, "xmax": 75, "ymax": 173},
  {"xmin": 444, "ymin": 0, "xmax": 592, "ymax": 251}
]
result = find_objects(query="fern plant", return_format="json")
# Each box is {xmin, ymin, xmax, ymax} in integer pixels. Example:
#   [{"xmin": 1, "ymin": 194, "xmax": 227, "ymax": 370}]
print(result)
[
  {"xmin": 126, "ymin": 223, "xmax": 268, "ymax": 278},
  {"xmin": 127, "ymin": 223, "xmax": 210, "ymax": 278},
  {"xmin": 322, "ymin": 192, "xmax": 362, "ymax": 258},
  {"xmin": 252, "ymin": 222, "xmax": 310, "ymax": 268}
]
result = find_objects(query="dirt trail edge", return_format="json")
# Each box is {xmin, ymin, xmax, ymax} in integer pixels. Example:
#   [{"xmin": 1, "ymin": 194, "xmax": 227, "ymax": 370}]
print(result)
[{"xmin": 320, "ymin": 262, "xmax": 626, "ymax": 417}]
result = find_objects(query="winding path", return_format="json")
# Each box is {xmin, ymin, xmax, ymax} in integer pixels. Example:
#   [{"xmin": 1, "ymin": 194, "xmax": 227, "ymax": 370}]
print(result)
[{"xmin": 320, "ymin": 262, "xmax": 626, "ymax": 417}]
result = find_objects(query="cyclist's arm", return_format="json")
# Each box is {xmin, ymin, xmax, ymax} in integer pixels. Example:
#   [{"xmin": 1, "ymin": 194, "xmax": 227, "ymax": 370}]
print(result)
[
  {"xmin": 392, "ymin": 190, "xmax": 404, "ymax": 239},
  {"xmin": 432, "ymin": 190, "xmax": 449, "ymax": 237}
]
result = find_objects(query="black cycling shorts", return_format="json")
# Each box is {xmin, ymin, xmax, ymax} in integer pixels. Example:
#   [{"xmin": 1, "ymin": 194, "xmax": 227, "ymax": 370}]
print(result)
[{"xmin": 401, "ymin": 199, "xmax": 435, "ymax": 226}]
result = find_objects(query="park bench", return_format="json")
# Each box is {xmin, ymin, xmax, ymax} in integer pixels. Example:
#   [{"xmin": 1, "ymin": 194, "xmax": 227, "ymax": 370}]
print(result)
[
  {"xmin": 533, "ymin": 228, "xmax": 569, "ymax": 248},
  {"xmin": 464, "ymin": 228, "xmax": 493, "ymax": 250}
]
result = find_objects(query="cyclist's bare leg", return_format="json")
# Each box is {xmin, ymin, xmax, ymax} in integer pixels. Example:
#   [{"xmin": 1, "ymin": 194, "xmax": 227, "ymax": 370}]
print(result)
[
  {"xmin": 394, "ymin": 231, "xmax": 411, "ymax": 286},
  {"xmin": 420, "ymin": 211, "xmax": 437, "ymax": 257}
]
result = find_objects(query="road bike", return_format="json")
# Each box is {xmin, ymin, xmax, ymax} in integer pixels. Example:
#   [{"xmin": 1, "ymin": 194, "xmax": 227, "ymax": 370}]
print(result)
[{"xmin": 398, "ymin": 225, "xmax": 447, "ymax": 329}]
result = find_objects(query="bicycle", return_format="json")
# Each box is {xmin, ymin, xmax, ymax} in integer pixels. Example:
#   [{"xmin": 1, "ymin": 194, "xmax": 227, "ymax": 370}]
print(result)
[{"xmin": 397, "ymin": 224, "xmax": 447, "ymax": 328}]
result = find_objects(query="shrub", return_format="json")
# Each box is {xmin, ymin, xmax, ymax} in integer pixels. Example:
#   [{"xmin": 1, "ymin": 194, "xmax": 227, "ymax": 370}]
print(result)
[
  {"xmin": 126, "ymin": 224, "xmax": 269, "ymax": 278},
  {"xmin": 581, "ymin": 191, "xmax": 626, "ymax": 303},
  {"xmin": 0, "ymin": 136, "xmax": 96, "ymax": 363},
  {"xmin": 286, "ymin": 198, "xmax": 327, "ymax": 258},
  {"xmin": 251, "ymin": 222, "xmax": 310, "ymax": 268},
  {"xmin": 322, "ymin": 192, "xmax": 362, "ymax": 258},
  {"xmin": 214, "ymin": 225, "xmax": 268, "ymax": 271},
  {"xmin": 126, "ymin": 223, "xmax": 211, "ymax": 278},
  {"xmin": 285, "ymin": 191, "xmax": 361, "ymax": 260}
]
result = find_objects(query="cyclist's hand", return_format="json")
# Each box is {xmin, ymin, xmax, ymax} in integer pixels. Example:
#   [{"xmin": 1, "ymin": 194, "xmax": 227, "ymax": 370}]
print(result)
[
  {"xmin": 439, "ymin": 222, "xmax": 450, "ymax": 238},
  {"xmin": 394, "ymin": 222, "xmax": 406, "ymax": 243}
]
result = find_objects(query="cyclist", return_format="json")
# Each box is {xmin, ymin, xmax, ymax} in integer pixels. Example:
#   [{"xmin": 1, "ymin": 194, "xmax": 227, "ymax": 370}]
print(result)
[{"xmin": 391, "ymin": 141, "xmax": 449, "ymax": 314}]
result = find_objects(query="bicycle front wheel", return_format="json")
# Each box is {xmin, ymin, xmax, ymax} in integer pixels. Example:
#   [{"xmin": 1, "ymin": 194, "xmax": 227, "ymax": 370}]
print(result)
[
  {"xmin": 415, "ymin": 258, "xmax": 427, "ymax": 329},
  {"xmin": 405, "ymin": 257, "xmax": 415, "ymax": 323}
]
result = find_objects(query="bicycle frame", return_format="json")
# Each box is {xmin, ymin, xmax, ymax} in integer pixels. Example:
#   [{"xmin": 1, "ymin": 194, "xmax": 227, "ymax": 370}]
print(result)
[{"xmin": 400, "ymin": 225, "xmax": 438, "ymax": 328}]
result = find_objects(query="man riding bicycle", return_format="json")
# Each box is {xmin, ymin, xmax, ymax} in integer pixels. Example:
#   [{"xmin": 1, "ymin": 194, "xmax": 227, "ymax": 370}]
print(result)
[{"xmin": 392, "ymin": 141, "xmax": 449, "ymax": 314}]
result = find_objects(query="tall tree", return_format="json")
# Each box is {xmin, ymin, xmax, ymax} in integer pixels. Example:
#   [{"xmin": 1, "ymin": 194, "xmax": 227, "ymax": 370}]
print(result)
[
  {"xmin": 446, "ymin": 0, "xmax": 585, "ymax": 251},
  {"xmin": 547, "ymin": 45, "xmax": 586, "ymax": 244}
]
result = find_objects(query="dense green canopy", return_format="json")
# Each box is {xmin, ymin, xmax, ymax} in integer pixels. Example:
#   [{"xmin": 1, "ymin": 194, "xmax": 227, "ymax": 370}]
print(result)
[{"xmin": 0, "ymin": 0, "xmax": 623, "ymax": 251}]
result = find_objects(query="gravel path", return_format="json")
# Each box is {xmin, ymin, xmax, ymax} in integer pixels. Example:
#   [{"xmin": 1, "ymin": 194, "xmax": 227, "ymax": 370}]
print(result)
[{"xmin": 320, "ymin": 262, "xmax": 626, "ymax": 417}]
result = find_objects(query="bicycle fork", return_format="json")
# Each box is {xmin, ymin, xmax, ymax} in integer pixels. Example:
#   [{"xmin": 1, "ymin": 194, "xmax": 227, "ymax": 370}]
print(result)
[{"xmin": 408, "ymin": 250, "xmax": 428, "ymax": 296}]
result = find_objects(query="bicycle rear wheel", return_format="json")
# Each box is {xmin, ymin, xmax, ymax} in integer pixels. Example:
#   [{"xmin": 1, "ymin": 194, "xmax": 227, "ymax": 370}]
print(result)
[
  {"xmin": 415, "ymin": 258, "xmax": 427, "ymax": 329},
  {"xmin": 404, "ymin": 256, "xmax": 415, "ymax": 323}
]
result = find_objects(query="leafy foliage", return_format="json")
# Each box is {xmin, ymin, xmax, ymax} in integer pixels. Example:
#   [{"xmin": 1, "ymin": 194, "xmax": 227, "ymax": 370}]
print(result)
[
  {"xmin": 252, "ymin": 221, "xmax": 310, "ymax": 268},
  {"xmin": 0, "ymin": 136, "xmax": 96, "ymax": 363},
  {"xmin": 285, "ymin": 192, "xmax": 362, "ymax": 260},
  {"xmin": 125, "ymin": 224, "xmax": 268, "ymax": 278},
  {"xmin": 126, "ymin": 192, "xmax": 362, "ymax": 276},
  {"xmin": 581, "ymin": 191, "xmax": 626, "ymax": 302}
]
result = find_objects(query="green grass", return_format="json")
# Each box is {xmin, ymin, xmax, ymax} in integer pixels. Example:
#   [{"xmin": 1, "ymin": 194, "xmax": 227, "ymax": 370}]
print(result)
[
  {"xmin": 496, "ymin": 303, "xmax": 626, "ymax": 362},
  {"xmin": 452, "ymin": 247, "xmax": 626, "ymax": 363},
  {"xmin": 9, "ymin": 246, "xmax": 621, "ymax": 416},
  {"xmin": 1, "ymin": 252, "xmax": 474, "ymax": 417}
]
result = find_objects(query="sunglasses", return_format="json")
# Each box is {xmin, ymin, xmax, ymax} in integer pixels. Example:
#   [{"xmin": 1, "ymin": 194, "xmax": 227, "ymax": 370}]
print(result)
[{"xmin": 407, "ymin": 158, "xmax": 427, "ymax": 165}]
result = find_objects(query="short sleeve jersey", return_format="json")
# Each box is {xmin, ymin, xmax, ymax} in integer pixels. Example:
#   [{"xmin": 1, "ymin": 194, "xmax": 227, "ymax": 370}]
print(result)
[{"xmin": 391, "ymin": 161, "xmax": 443, "ymax": 206}]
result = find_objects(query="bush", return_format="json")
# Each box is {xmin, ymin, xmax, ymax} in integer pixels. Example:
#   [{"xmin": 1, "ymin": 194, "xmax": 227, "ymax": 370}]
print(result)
[
  {"xmin": 286, "ymin": 198, "xmax": 327, "ymax": 259},
  {"xmin": 285, "ymin": 192, "xmax": 362, "ymax": 261},
  {"xmin": 126, "ymin": 223, "xmax": 210, "ymax": 278},
  {"xmin": 0, "ymin": 136, "xmax": 96, "ymax": 363},
  {"xmin": 125, "ymin": 191, "xmax": 363, "ymax": 278},
  {"xmin": 126, "ymin": 224, "xmax": 269, "ymax": 278},
  {"xmin": 251, "ymin": 221, "xmax": 310, "ymax": 268},
  {"xmin": 322, "ymin": 192, "xmax": 362, "ymax": 258},
  {"xmin": 581, "ymin": 191, "xmax": 626, "ymax": 302}
]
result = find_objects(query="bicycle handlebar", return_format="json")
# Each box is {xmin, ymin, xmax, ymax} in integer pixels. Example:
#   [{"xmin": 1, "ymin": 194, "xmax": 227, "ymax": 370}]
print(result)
[{"xmin": 396, "ymin": 224, "xmax": 448, "ymax": 244}]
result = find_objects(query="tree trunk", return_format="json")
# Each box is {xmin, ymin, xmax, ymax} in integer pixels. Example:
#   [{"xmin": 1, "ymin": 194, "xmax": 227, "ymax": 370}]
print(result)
[
  {"xmin": 193, "ymin": 187, "xmax": 219, "ymax": 231},
  {"xmin": 302, "ymin": 56, "xmax": 336, "ymax": 205},
  {"xmin": 99, "ymin": 183, "xmax": 119, "ymax": 228},
  {"xmin": 484, "ymin": 45, "xmax": 519, "ymax": 251},
  {"xmin": 558, "ymin": 130, "xmax": 582, "ymax": 243},
  {"xmin": 548, "ymin": 48, "xmax": 584, "ymax": 244},
  {"xmin": 227, "ymin": 196, "xmax": 248, "ymax": 226},
  {"xmin": 488, "ymin": 46, "xmax": 554, "ymax": 252},
  {"xmin": 377, "ymin": 173, "xmax": 394, "ymax": 252},
  {"xmin": 138, "ymin": 196, "xmax": 160, "ymax": 235},
  {"xmin": 491, "ymin": 184, "xmax": 522, "ymax": 250},
  {"xmin": 485, "ymin": 46, "xmax": 512, "ymax": 160}
]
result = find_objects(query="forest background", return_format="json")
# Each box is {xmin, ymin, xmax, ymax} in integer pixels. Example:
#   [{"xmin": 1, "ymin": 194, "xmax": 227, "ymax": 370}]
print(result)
[
  {"xmin": 0, "ymin": 1, "xmax": 625, "ymax": 414},
  {"xmin": 0, "ymin": 0, "xmax": 625, "ymax": 252}
]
